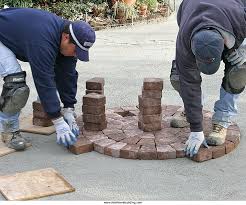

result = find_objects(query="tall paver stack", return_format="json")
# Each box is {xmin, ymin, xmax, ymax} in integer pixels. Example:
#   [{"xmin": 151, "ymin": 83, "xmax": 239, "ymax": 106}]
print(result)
[
  {"xmin": 32, "ymin": 100, "xmax": 53, "ymax": 127},
  {"xmin": 82, "ymin": 78, "xmax": 107, "ymax": 131},
  {"xmin": 138, "ymin": 78, "xmax": 163, "ymax": 132}
]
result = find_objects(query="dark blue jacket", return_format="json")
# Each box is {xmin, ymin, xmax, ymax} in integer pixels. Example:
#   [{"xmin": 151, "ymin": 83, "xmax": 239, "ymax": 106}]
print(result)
[
  {"xmin": 0, "ymin": 8, "xmax": 78, "ymax": 118},
  {"xmin": 176, "ymin": 0, "xmax": 246, "ymax": 132}
]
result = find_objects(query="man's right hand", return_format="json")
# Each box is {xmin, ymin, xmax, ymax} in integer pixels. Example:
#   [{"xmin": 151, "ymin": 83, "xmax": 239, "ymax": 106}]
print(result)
[
  {"xmin": 185, "ymin": 131, "xmax": 209, "ymax": 157},
  {"xmin": 52, "ymin": 117, "xmax": 77, "ymax": 147}
]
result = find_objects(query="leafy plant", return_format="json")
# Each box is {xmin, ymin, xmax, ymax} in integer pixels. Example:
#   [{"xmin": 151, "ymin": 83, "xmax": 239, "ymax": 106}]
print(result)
[
  {"xmin": 0, "ymin": 0, "xmax": 33, "ymax": 8},
  {"xmin": 112, "ymin": 1, "xmax": 137, "ymax": 20}
]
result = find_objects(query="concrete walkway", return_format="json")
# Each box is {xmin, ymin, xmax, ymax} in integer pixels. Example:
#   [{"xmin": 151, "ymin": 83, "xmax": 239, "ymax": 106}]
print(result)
[{"xmin": 0, "ymin": 14, "xmax": 246, "ymax": 201}]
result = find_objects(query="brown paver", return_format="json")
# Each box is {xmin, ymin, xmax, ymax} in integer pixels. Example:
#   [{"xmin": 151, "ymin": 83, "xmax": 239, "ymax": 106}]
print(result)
[
  {"xmin": 83, "ymin": 93, "xmax": 106, "ymax": 106},
  {"xmin": 84, "ymin": 121, "xmax": 107, "ymax": 131},
  {"xmin": 121, "ymin": 136, "xmax": 141, "ymax": 145},
  {"xmin": 82, "ymin": 105, "xmax": 105, "ymax": 115},
  {"xmin": 137, "ymin": 138, "xmax": 155, "ymax": 146},
  {"xmin": 192, "ymin": 148, "xmax": 212, "ymax": 162},
  {"xmin": 139, "ymin": 113, "xmax": 162, "ymax": 124},
  {"xmin": 86, "ymin": 77, "xmax": 105, "ymax": 90},
  {"xmin": 104, "ymin": 142, "xmax": 127, "ymax": 157},
  {"xmin": 32, "ymin": 117, "xmax": 53, "ymax": 127},
  {"xmin": 138, "ymin": 121, "xmax": 161, "ymax": 132},
  {"xmin": 142, "ymin": 89, "xmax": 162, "ymax": 99},
  {"xmin": 32, "ymin": 100, "xmax": 44, "ymax": 112},
  {"xmin": 138, "ymin": 95, "xmax": 161, "ymax": 107},
  {"xmin": 170, "ymin": 142, "xmax": 186, "ymax": 158},
  {"xmin": 83, "ymin": 114, "xmax": 106, "ymax": 124},
  {"xmin": 93, "ymin": 138, "xmax": 116, "ymax": 154},
  {"xmin": 85, "ymin": 134, "xmax": 108, "ymax": 142},
  {"xmin": 33, "ymin": 110, "xmax": 50, "ymax": 119},
  {"xmin": 107, "ymin": 133, "xmax": 127, "ymax": 142},
  {"xmin": 143, "ymin": 78, "xmax": 163, "ymax": 91},
  {"xmin": 86, "ymin": 90, "xmax": 104, "ymax": 95},
  {"xmin": 210, "ymin": 145, "xmax": 226, "ymax": 159},
  {"xmin": 157, "ymin": 145, "xmax": 176, "ymax": 160},
  {"xmin": 120, "ymin": 144, "xmax": 140, "ymax": 159},
  {"xmin": 139, "ymin": 105, "xmax": 162, "ymax": 115},
  {"xmin": 224, "ymin": 140, "xmax": 234, "ymax": 154},
  {"xmin": 69, "ymin": 137, "xmax": 93, "ymax": 155},
  {"xmin": 138, "ymin": 145, "xmax": 157, "ymax": 160},
  {"xmin": 103, "ymin": 129, "xmax": 123, "ymax": 136}
]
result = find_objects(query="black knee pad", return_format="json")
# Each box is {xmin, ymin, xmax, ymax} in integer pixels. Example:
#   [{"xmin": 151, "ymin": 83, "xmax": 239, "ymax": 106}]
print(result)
[
  {"xmin": 0, "ymin": 71, "xmax": 30, "ymax": 114},
  {"xmin": 223, "ymin": 64, "xmax": 246, "ymax": 94},
  {"xmin": 170, "ymin": 60, "xmax": 181, "ymax": 93}
]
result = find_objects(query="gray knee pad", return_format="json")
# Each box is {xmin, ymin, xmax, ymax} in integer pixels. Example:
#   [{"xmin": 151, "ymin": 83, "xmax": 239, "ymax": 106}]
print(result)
[
  {"xmin": 0, "ymin": 71, "xmax": 30, "ymax": 114},
  {"xmin": 223, "ymin": 64, "xmax": 246, "ymax": 94},
  {"xmin": 170, "ymin": 60, "xmax": 181, "ymax": 93}
]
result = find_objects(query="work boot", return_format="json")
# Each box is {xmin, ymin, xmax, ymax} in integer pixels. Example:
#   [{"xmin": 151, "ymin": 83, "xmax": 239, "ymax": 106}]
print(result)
[
  {"xmin": 1, "ymin": 131, "xmax": 30, "ymax": 151},
  {"xmin": 206, "ymin": 124, "xmax": 227, "ymax": 145},
  {"xmin": 170, "ymin": 111, "xmax": 189, "ymax": 128}
]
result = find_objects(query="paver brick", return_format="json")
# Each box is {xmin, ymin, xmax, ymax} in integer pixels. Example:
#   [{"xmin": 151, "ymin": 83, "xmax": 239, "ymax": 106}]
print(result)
[
  {"xmin": 120, "ymin": 144, "xmax": 140, "ymax": 159},
  {"xmin": 142, "ymin": 89, "xmax": 162, "ymax": 99},
  {"xmin": 69, "ymin": 137, "xmax": 93, "ymax": 154},
  {"xmin": 170, "ymin": 142, "xmax": 186, "ymax": 158},
  {"xmin": 157, "ymin": 145, "xmax": 176, "ymax": 160},
  {"xmin": 82, "ymin": 105, "xmax": 105, "ymax": 115},
  {"xmin": 124, "ymin": 128, "xmax": 144, "ymax": 137},
  {"xmin": 84, "ymin": 121, "xmax": 107, "ymax": 131},
  {"xmin": 86, "ymin": 77, "xmax": 105, "ymax": 90},
  {"xmin": 138, "ymin": 145, "xmax": 157, "ymax": 160},
  {"xmin": 86, "ymin": 89, "xmax": 104, "ymax": 95},
  {"xmin": 103, "ymin": 129, "xmax": 123, "ymax": 136},
  {"xmin": 138, "ymin": 95, "xmax": 161, "ymax": 107},
  {"xmin": 93, "ymin": 138, "xmax": 116, "ymax": 154},
  {"xmin": 226, "ymin": 130, "xmax": 240, "ymax": 148},
  {"xmin": 143, "ymin": 78, "xmax": 163, "ymax": 90},
  {"xmin": 121, "ymin": 136, "xmax": 141, "ymax": 145},
  {"xmin": 85, "ymin": 134, "xmax": 108, "ymax": 142},
  {"xmin": 139, "ymin": 113, "xmax": 162, "ymax": 124},
  {"xmin": 192, "ymin": 148, "xmax": 212, "ymax": 162},
  {"xmin": 225, "ymin": 140, "xmax": 235, "ymax": 154},
  {"xmin": 107, "ymin": 133, "xmax": 127, "ymax": 142},
  {"xmin": 104, "ymin": 142, "xmax": 127, "ymax": 157},
  {"xmin": 83, "ymin": 93, "xmax": 106, "ymax": 106},
  {"xmin": 210, "ymin": 145, "xmax": 226, "ymax": 159},
  {"xmin": 83, "ymin": 114, "xmax": 106, "ymax": 124},
  {"xmin": 32, "ymin": 117, "xmax": 53, "ymax": 127},
  {"xmin": 137, "ymin": 138, "xmax": 155, "ymax": 146},
  {"xmin": 139, "ymin": 105, "xmax": 162, "ymax": 115},
  {"xmin": 33, "ymin": 110, "xmax": 50, "ymax": 119},
  {"xmin": 32, "ymin": 101, "xmax": 44, "ymax": 112},
  {"xmin": 138, "ymin": 121, "xmax": 161, "ymax": 132}
]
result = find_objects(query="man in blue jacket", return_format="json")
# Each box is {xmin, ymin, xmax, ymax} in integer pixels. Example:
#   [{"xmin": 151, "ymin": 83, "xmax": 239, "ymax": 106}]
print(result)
[
  {"xmin": 170, "ymin": 0, "xmax": 246, "ymax": 157},
  {"xmin": 0, "ymin": 8, "xmax": 96, "ymax": 150}
]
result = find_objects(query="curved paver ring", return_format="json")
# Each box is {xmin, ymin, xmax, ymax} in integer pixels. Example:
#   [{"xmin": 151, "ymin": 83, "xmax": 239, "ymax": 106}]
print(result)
[{"xmin": 71, "ymin": 105, "xmax": 241, "ymax": 162}]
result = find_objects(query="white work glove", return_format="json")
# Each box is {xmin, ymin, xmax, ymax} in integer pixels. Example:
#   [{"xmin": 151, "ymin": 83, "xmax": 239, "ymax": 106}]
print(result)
[
  {"xmin": 62, "ymin": 108, "xmax": 80, "ymax": 137},
  {"xmin": 52, "ymin": 117, "xmax": 77, "ymax": 147},
  {"xmin": 227, "ymin": 39, "xmax": 246, "ymax": 66},
  {"xmin": 185, "ymin": 131, "xmax": 209, "ymax": 157}
]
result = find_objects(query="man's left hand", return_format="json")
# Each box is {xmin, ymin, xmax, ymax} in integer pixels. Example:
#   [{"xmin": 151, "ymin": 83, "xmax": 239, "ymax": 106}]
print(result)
[{"xmin": 63, "ymin": 108, "xmax": 80, "ymax": 137}]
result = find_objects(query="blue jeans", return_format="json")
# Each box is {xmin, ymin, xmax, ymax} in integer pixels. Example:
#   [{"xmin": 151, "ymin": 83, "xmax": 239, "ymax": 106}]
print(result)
[
  {"xmin": 0, "ymin": 41, "xmax": 22, "ymax": 132},
  {"xmin": 212, "ymin": 86, "xmax": 239, "ymax": 128}
]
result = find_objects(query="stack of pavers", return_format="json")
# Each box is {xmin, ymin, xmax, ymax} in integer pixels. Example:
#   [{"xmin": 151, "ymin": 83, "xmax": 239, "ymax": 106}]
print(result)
[
  {"xmin": 32, "ymin": 100, "xmax": 53, "ymax": 127},
  {"xmin": 82, "ymin": 78, "xmax": 107, "ymax": 131},
  {"xmin": 138, "ymin": 78, "xmax": 163, "ymax": 132},
  {"xmin": 85, "ymin": 77, "xmax": 104, "ymax": 95}
]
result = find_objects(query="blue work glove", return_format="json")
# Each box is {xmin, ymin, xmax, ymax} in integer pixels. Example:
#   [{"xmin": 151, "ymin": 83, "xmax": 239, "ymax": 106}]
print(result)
[
  {"xmin": 62, "ymin": 108, "xmax": 80, "ymax": 137},
  {"xmin": 52, "ymin": 117, "xmax": 77, "ymax": 147},
  {"xmin": 227, "ymin": 40, "xmax": 246, "ymax": 66},
  {"xmin": 185, "ymin": 131, "xmax": 209, "ymax": 157}
]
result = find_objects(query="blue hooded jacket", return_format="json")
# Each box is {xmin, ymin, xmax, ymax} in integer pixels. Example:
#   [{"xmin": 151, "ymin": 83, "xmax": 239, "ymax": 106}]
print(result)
[{"xmin": 176, "ymin": 0, "xmax": 246, "ymax": 132}]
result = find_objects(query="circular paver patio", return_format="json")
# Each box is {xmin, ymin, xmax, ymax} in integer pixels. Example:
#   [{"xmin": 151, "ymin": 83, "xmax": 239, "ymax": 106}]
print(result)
[{"xmin": 73, "ymin": 105, "xmax": 240, "ymax": 162}]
